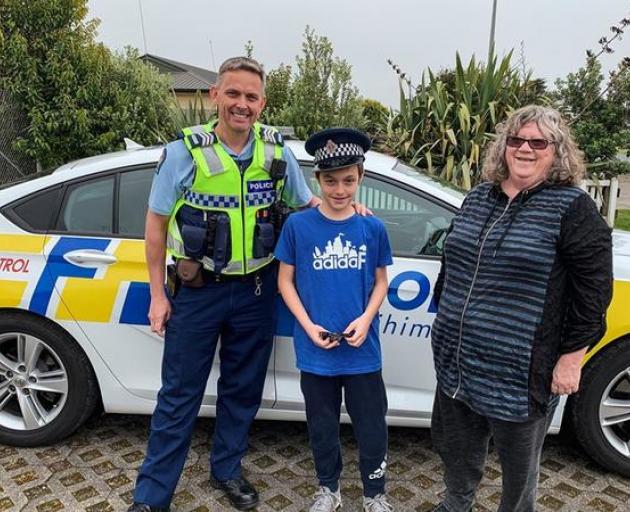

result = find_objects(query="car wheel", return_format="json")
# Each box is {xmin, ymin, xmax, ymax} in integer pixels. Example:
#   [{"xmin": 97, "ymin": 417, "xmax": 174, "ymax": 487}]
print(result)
[
  {"xmin": 0, "ymin": 313, "xmax": 98, "ymax": 446},
  {"xmin": 571, "ymin": 338, "xmax": 630, "ymax": 476}
]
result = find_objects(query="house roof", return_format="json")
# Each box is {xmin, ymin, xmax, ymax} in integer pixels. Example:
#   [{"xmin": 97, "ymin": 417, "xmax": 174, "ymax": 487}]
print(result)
[{"xmin": 140, "ymin": 54, "xmax": 217, "ymax": 92}]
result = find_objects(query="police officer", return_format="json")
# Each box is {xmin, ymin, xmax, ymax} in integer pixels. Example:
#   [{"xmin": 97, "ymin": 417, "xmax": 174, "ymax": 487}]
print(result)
[{"xmin": 128, "ymin": 57, "xmax": 317, "ymax": 512}]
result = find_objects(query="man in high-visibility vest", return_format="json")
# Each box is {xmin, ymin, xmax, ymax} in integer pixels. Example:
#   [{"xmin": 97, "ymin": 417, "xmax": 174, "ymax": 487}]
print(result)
[{"xmin": 128, "ymin": 57, "xmax": 318, "ymax": 512}]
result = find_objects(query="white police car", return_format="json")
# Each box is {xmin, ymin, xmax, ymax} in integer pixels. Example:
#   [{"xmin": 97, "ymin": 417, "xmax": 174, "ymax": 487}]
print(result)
[{"xmin": 1, "ymin": 142, "xmax": 630, "ymax": 476}]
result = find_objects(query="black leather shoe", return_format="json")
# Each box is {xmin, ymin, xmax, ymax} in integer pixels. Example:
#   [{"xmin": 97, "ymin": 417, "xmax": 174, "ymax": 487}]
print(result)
[
  {"xmin": 127, "ymin": 503, "xmax": 170, "ymax": 512},
  {"xmin": 210, "ymin": 476, "xmax": 259, "ymax": 510}
]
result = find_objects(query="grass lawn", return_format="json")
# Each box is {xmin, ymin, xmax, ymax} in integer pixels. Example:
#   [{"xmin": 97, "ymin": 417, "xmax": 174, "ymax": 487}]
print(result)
[{"xmin": 616, "ymin": 209, "xmax": 630, "ymax": 231}]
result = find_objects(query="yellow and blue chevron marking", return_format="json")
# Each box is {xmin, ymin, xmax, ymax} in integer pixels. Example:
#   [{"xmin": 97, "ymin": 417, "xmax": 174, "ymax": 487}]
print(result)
[{"xmin": 0, "ymin": 234, "xmax": 150, "ymax": 326}]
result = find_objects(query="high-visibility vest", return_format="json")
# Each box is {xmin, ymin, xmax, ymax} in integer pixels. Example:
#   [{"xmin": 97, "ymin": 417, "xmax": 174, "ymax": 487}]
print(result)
[{"xmin": 166, "ymin": 121, "xmax": 285, "ymax": 275}]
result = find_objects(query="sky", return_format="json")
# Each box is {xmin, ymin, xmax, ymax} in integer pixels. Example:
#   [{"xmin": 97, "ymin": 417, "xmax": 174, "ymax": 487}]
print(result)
[{"xmin": 87, "ymin": 0, "xmax": 630, "ymax": 108}]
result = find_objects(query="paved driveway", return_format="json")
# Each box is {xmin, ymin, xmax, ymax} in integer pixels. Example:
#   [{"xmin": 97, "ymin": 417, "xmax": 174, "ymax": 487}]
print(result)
[{"xmin": 2, "ymin": 415, "xmax": 630, "ymax": 511}]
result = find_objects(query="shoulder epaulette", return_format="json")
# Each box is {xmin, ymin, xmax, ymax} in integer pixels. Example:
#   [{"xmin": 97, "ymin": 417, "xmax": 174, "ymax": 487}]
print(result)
[
  {"xmin": 177, "ymin": 123, "xmax": 210, "ymax": 141},
  {"xmin": 259, "ymin": 125, "xmax": 284, "ymax": 146},
  {"xmin": 186, "ymin": 131, "xmax": 217, "ymax": 149}
]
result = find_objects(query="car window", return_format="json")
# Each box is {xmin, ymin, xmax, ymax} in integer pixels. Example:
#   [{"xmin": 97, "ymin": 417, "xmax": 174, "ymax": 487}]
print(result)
[
  {"xmin": 56, "ymin": 176, "xmax": 114, "ymax": 234},
  {"xmin": 118, "ymin": 168, "xmax": 154, "ymax": 238},
  {"xmin": 300, "ymin": 163, "xmax": 454, "ymax": 258},
  {"xmin": 4, "ymin": 186, "xmax": 62, "ymax": 232}
]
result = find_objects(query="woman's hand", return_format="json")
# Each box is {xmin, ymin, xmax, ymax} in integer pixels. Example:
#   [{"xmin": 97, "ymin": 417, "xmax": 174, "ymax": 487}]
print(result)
[{"xmin": 551, "ymin": 347, "xmax": 588, "ymax": 395}]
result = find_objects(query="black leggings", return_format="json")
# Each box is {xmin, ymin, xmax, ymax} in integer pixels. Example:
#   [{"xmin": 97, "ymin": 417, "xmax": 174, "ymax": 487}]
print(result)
[{"xmin": 431, "ymin": 389, "xmax": 555, "ymax": 512}]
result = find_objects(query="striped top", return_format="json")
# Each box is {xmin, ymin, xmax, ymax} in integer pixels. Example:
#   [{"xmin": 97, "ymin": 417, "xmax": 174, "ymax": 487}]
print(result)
[{"xmin": 431, "ymin": 182, "xmax": 612, "ymax": 421}]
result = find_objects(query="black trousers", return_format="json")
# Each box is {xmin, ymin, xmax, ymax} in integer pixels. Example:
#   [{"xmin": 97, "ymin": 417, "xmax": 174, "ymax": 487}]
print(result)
[
  {"xmin": 431, "ymin": 389, "xmax": 556, "ymax": 512},
  {"xmin": 300, "ymin": 370, "xmax": 388, "ymax": 498}
]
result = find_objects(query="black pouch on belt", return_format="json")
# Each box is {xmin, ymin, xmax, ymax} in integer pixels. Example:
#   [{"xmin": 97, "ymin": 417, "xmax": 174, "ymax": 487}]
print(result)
[
  {"xmin": 181, "ymin": 224, "xmax": 208, "ymax": 260},
  {"xmin": 253, "ymin": 222, "xmax": 275, "ymax": 258},
  {"xmin": 213, "ymin": 214, "xmax": 230, "ymax": 273},
  {"xmin": 175, "ymin": 258, "xmax": 204, "ymax": 287}
]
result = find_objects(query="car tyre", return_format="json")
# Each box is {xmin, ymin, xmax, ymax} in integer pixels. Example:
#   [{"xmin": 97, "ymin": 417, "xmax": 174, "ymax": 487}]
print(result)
[
  {"xmin": 0, "ymin": 313, "xmax": 98, "ymax": 446},
  {"xmin": 571, "ymin": 338, "xmax": 630, "ymax": 476}
]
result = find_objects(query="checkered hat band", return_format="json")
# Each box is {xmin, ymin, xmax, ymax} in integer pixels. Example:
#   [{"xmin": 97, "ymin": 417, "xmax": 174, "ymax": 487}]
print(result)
[
  {"xmin": 183, "ymin": 190, "xmax": 239, "ymax": 208},
  {"xmin": 246, "ymin": 190, "xmax": 276, "ymax": 207},
  {"xmin": 314, "ymin": 142, "xmax": 363, "ymax": 163}
]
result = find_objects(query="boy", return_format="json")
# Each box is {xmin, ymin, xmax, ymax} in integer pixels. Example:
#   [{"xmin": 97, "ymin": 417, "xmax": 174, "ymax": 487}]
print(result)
[{"xmin": 275, "ymin": 128, "xmax": 394, "ymax": 512}]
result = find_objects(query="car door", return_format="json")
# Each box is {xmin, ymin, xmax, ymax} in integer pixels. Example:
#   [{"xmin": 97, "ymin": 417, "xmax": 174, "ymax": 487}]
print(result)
[
  {"xmin": 274, "ymin": 168, "xmax": 455, "ymax": 422},
  {"xmin": 42, "ymin": 166, "xmax": 276, "ymax": 410}
]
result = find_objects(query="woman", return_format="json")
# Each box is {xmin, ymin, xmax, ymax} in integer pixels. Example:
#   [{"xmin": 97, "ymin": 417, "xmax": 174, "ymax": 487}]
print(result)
[{"xmin": 430, "ymin": 105, "xmax": 613, "ymax": 512}]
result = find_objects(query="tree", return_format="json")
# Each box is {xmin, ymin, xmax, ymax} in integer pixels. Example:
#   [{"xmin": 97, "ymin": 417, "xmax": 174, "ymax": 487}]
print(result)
[
  {"xmin": 244, "ymin": 40, "xmax": 254, "ymax": 58},
  {"xmin": 0, "ymin": 0, "xmax": 175, "ymax": 168},
  {"xmin": 553, "ymin": 59, "xmax": 626, "ymax": 163},
  {"xmin": 263, "ymin": 63, "xmax": 292, "ymax": 126},
  {"xmin": 552, "ymin": 15, "xmax": 630, "ymax": 176},
  {"xmin": 282, "ymin": 26, "xmax": 365, "ymax": 139},
  {"xmin": 553, "ymin": 59, "xmax": 630, "ymax": 177},
  {"xmin": 360, "ymin": 98, "xmax": 389, "ymax": 147}
]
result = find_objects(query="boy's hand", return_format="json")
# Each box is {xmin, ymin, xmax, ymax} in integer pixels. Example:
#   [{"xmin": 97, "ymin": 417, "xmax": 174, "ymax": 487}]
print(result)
[
  {"xmin": 344, "ymin": 315, "xmax": 371, "ymax": 347},
  {"xmin": 307, "ymin": 323, "xmax": 340, "ymax": 349}
]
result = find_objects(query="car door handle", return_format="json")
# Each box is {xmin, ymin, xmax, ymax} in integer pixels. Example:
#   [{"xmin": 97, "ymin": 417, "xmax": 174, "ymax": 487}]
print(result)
[{"xmin": 64, "ymin": 250, "xmax": 118, "ymax": 265}]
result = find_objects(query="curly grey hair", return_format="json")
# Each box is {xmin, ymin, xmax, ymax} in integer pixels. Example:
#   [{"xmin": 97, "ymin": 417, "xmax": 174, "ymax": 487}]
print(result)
[{"xmin": 481, "ymin": 105, "xmax": 585, "ymax": 185}]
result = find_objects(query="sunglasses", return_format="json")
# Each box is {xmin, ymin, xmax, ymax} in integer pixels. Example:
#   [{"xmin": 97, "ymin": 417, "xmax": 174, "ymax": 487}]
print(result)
[
  {"xmin": 506, "ymin": 136, "xmax": 554, "ymax": 150},
  {"xmin": 319, "ymin": 330, "xmax": 355, "ymax": 343}
]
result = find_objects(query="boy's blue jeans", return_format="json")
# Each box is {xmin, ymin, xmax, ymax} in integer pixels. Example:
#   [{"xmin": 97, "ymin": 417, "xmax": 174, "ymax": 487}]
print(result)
[{"xmin": 300, "ymin": 370, "xmax": 389, "ymax": 498}]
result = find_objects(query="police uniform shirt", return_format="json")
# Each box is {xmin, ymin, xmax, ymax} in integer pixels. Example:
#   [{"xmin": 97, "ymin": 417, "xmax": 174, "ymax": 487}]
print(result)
[{"xmin": 148, "ymin": 132, "xmax": 313, "ymax": 215}]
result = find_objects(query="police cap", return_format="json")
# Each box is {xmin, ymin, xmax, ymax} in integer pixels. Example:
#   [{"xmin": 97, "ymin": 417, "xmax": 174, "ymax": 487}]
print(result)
[{"xmin": 305, "ymin": 128, "xmax": 372, "ymax": 172}]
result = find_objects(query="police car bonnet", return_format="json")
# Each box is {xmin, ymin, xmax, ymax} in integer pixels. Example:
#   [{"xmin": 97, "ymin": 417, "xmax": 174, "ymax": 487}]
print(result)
[{"xmin": 305, "ymin": 128, "xmax": 371, "ymax": 172}]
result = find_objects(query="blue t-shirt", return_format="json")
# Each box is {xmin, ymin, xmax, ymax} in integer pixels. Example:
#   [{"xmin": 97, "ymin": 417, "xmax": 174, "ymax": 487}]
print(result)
[
  {"xmin": 148, "ymin": 131, "xmax": 312, "ymax": 215},
  {"xmin": 274, "ymin": 208, "xmax": 393, "ymax": 376}
]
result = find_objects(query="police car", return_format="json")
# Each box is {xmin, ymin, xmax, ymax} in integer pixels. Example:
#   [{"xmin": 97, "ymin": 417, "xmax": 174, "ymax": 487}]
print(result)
[{"xmin": 1, "ymin": 142, "xmax": 630, "ymax": 476}]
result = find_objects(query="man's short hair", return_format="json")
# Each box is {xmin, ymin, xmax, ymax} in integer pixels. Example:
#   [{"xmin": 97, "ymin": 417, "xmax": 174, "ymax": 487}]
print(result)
[{"xmin": 216, "ymin": 57, "xmax": 266, "ymax": 88}]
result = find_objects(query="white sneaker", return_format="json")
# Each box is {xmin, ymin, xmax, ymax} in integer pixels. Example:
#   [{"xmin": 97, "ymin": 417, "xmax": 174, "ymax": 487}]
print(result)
[
  {"xmin": 309, "ymin": 486, "xmax": 342, "ymax": 512},
  {"xmin": 363, "ymin": 494, "xmax": 393, "ymax": 512}
]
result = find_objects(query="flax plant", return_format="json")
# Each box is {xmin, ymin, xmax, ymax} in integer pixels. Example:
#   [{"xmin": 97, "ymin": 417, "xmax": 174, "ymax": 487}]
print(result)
[{"xmin": 386, "ymin": 52, "xmax": 546, "ymax": 190}]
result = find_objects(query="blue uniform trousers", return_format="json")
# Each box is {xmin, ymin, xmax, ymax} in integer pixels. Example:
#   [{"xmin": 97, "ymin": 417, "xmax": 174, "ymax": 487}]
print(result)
[{"xmin": 133, "ymin": 267, "xmax": 276, "ymax": 508}]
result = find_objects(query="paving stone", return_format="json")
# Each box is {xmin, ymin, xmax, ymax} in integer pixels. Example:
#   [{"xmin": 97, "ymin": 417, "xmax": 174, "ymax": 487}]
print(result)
[
  {"xmin": 78, "ymin": 449, "xmax": 103, "ymax": 463},
  {"xmin": 36, "ymin": 499, "xmax": 65, "ymax": 512},
  {"xmin": 23, "ymin": 483, "xmax": 53, "ymax": 500},
  {"xmin": 603, "ymin": 484, "xmax": 630, "ymax": 501},
  {"xmin": 85, "ymin": 501, "xmax": 114, "ymax": 512},
  {"xmin": 1, "ymin": 416, "xmax": 630, "ymax": 511},
  {"xmin": 588, "ymin": 497, "xmax": 618, "ymax": 512},
  {"xmin": 72, "ymin": 485, "xmax": 99, "ymax": 503},
  {"xmin": 60, "ymin": 472, "xmax": 87, "ymax": 487},
  {"xmin": 13, "ymin": 469, "xmax": 39, "ymax": 485},
  {"xmin": 537, "ymin": 493, "xmax": 564, "ymax": 510},
  {"xmin": 554, "ymin": 481, "xmax": 582, "ymax": 498},
  {"xmin": 91, "ymin": 460, "xmax": 117, "ymax": 475},
  {"xmin": 48, "ymin": 460, "xmax": 72, "ymax": 473},
  {"xmin": 0, "ymin": 498, "xmax": 14, "ymax": 511}
]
